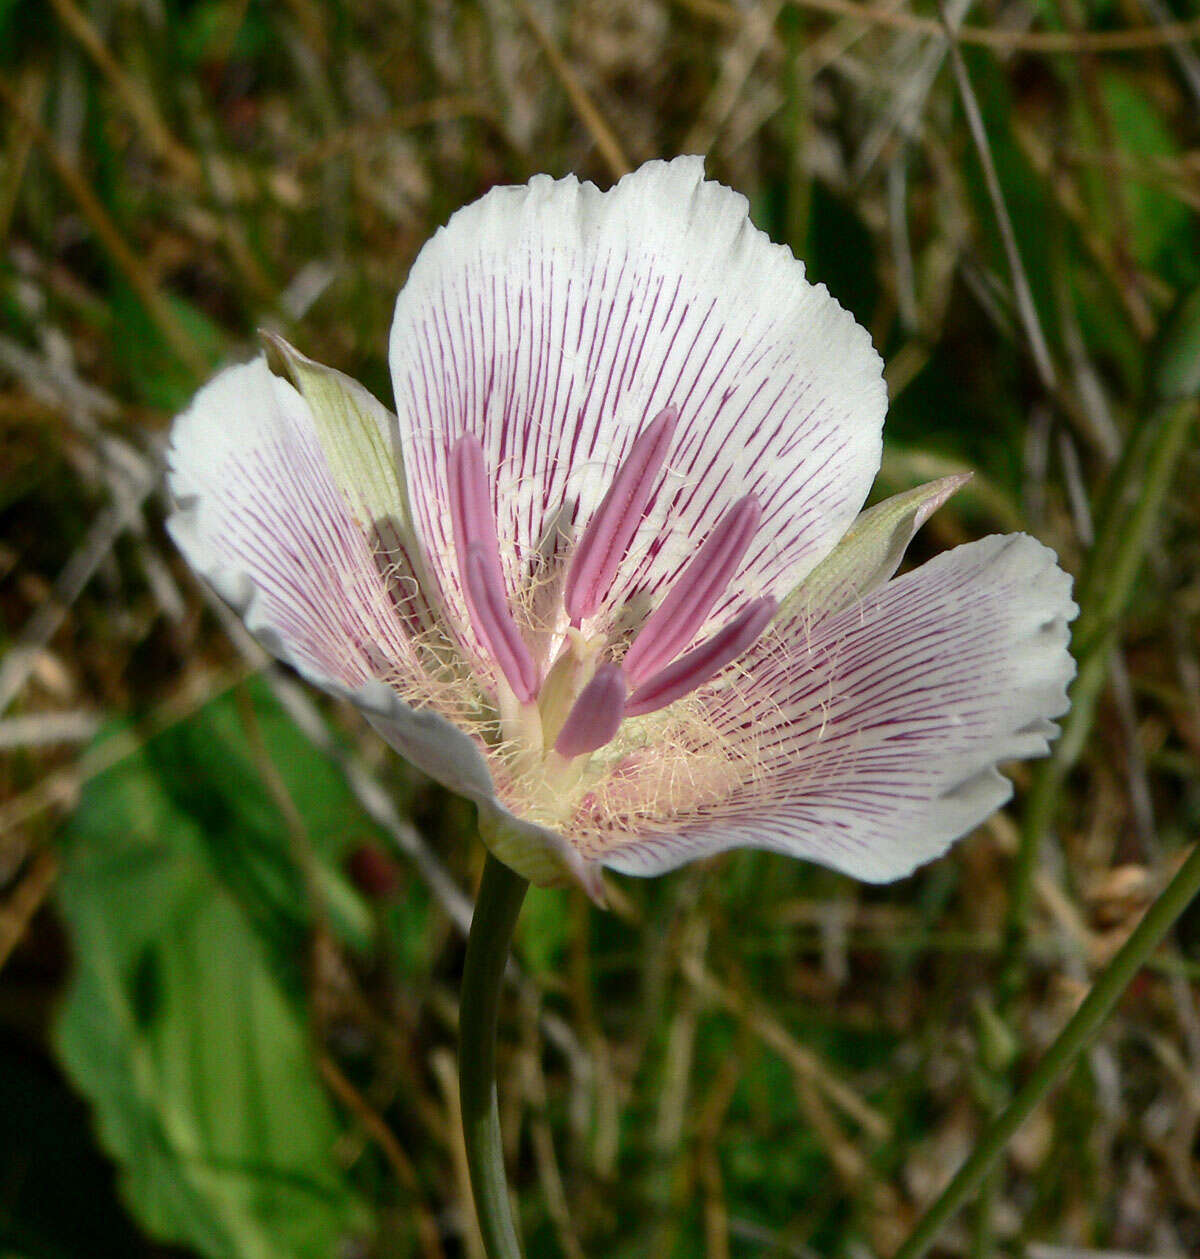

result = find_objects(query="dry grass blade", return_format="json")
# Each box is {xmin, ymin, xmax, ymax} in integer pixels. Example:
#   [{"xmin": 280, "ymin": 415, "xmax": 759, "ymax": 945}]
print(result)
[
  {"xmin": 201, "ymin": 589, "xmax": 477, "ymax": 935},
  {"xmin": 0, "ymin": 711, "xmax": 102, "ymax": 749},
  {"xmin": 3, "ymin": 0, "xmax": 1197, "ymax": 1251},
  {"xmin": 431, "ymin": 1048, "xmax": 488, "ymax": 1259},
  {"xmin": 0, "ymin": 79, "xmax": 209, "ymax": 378},
  {"xmin": 518, "ymin": 1011, "xmax": 587, "ymax": 1259},
  {"xmin": 789, "ymin": 0, "xmax": 1200, "ymax": 52},
  {"xmin": 0, "ymin": 469, "xmax": 158, "ymax": 715},
  {"xmin": 0, "ymin": 665, "xmax": 254, "ymax": 847},
  {"xmin": 318, "ymin": 1054, "xmax": 447, "ymax": 1259},
  {"xmin": 296, "ymin": 97, "xmax": 495, "ymax": 169},
  {"xmin": 0, "ymin": 848, "xmax": 59, "ymax": 974},
  {"xmin": 46, "ymin": 0, "xmax": 202, "ymax": 185},
  {"xmin": 937, "ymin": 1, "xmax": 1058, "ymax": 392},
  {"xmin": 508, "ymin": 0, "xmax": 631, "ymax": 179},
  {"xmin": 683, "ymin": 0, "xmax": 785, "ymax": 156},
  {"xmin": 0, "ymin": 69, "xmax": 44, "ymax": 243},
  {"xmin": 681, "ymin": 954, "xmax": 889, "ymax": 1140}
]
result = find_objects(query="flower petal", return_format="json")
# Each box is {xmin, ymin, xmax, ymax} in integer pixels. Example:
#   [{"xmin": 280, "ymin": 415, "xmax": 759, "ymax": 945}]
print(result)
[
  {"xmin": 167, "ymin": 358, "xmax": 592, "ymax": 891},
  {"xmin": 261, "ymin": 336, "xmax": 441, "ymax": 639},
  {"xmin": 594, "ymin": 534, "xmax": 1077, "ymax": 881},
  {"xmin": 167, "ymin": 358, "xmax": 475, "ymax": 782},
  {"xmin": 389, "ymin": 155, "xmax": 886, "ymax": 648}
]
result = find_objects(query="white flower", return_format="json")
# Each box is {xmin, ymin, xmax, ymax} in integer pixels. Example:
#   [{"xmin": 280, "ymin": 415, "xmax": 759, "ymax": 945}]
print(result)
[{"xmin": 167, "ymin": 157, "xmax": 1077, "ymax": 901}]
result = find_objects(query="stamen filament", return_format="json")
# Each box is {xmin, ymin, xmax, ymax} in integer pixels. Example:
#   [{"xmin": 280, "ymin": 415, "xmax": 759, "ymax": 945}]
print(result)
[
  {"xmin": 625, "ymin": 596, "xmax": 777, "ymax": 717},
  {"xmin": 623, "ymin": 494, "xmax": 762, "ymax": 686},
  {"xmin": 554, "ymin": 663, "xmax": 627, "ymax": 758},
  {"xmin": 563, "ymin": 405, "xmax": 678, "ymax": 624}
]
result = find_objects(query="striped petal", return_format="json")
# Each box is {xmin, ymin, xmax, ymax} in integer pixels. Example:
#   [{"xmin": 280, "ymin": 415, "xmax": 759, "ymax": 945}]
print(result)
[
  {"xmin": 589, "ymin": 534, "xmax": 1077, "ymax": 881},
  {"xmin": 166, "ymin": 356, "xmax": 481, "ymax": 800},
  {"xmin": 388, "ymin": 156, "xmax": 886, "ymax": 656}
]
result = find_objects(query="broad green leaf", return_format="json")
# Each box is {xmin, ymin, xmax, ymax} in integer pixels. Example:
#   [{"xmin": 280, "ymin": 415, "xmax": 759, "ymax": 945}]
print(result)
[{"xmin": 53, "ymin": 680, "xmax": 376, "ymax": 1259}]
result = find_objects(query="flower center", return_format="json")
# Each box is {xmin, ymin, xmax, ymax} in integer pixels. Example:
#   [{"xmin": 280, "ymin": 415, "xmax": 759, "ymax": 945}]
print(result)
[{"xmin": 447, "ymin": 416, "xmax": 776, "ymax": 772}]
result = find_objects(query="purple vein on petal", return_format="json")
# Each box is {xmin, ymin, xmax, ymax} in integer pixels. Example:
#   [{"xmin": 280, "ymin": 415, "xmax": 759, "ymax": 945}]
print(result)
[
  {"xmin": 563, "ymin": 405, "xmax": 679, "ymax": 624},
  {"xmin": 625, "ymin": 595, "xmax": 777, "ymax": 718},
  {"xmin": 623, "ymin": 494, "xmax": 762, "ymax": 686},
  {"xmin": 555, "ymin": 663, "xmax": 627, "ymax": 758}
]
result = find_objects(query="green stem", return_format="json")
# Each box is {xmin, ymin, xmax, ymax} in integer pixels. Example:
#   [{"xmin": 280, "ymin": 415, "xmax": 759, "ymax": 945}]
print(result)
[
  {"xmin": 459, "ymin": 852, "xmax": 530, "ymax": 1259},
  {"xmin": 892, "ymin": 838, "xmax": 1200, "ymax": 1259}
]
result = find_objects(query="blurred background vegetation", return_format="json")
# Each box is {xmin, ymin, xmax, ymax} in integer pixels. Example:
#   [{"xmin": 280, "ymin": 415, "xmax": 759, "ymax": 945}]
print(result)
[{"xmin": 1, "ymin": 0, "xmax": 1199, "ymax": 1256}]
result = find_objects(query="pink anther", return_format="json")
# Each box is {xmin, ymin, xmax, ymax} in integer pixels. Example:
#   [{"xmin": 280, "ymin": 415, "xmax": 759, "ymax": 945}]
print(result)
[
  {"xmin": 463, "ymin": 544, "xmax": 539, "ymax": 702},
  {"xmin": 625, "ymin": 596, "xmax": 777, "ymax": 718},
  {"xmin": 448, "ymin": 434, "xmax": 504, "ymax": 587},
  {"xmin": 448, "ymin": 434, "xmax": 538, "ymax": 702},
  {"xmin": 623, "ymin": 495, "xmax": 762, "ymax": 686},
  {"xmin": 554, "ymin": 663, "xmax": 628, "ymax": 758},
  {"xmin": 563, "ymin": 406, "xmax": 678, "ymax": 624}
]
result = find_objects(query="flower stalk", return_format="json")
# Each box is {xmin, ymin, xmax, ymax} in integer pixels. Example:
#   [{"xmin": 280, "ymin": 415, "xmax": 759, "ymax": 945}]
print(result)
[{"xmin": 460, "ymin": 852, "xmax": 530, "ymax": 1259}]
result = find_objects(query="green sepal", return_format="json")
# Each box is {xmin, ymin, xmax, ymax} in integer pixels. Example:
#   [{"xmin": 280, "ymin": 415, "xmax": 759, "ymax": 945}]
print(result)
[
  {"xmin": 781, "ymin": 474, "xmax": 971, "ymax": 620},
  {"xmin": 261, "ymin": 331, "xmax": 413, "ymax": 539}
]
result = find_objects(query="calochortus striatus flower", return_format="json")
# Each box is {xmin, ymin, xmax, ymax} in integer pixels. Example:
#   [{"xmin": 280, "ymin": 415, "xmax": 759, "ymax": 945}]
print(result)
[
  {"xmin": 168, "ymin": 156, "xmax": 1077, "ymax": 1257},
  {"xmin": 168, "ymin": 156, "xmax": 1077, "ymax": 901}
]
